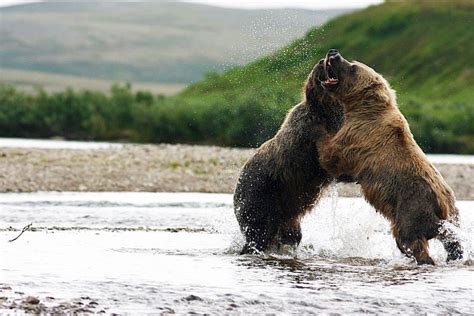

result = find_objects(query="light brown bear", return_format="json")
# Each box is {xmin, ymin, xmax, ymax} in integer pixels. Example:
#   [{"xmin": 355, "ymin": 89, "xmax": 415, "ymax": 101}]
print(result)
[{"xmin": 317, "ymin": 49, "xmax": 463, "ymax": 264}]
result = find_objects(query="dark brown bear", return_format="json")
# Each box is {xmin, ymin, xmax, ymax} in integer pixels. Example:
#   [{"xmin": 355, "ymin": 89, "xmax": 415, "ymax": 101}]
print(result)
[
  {"xmin": 317, "ymin": 49, "xmax": 463, "ymax": 264},
  {"xmin": 234, "ymin": 60, "xmax": 345, "ymax": 254}
]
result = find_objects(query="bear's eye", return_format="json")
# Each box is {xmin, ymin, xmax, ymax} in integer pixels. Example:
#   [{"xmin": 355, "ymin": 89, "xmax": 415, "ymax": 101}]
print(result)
[{"xmin": 351, "ymin": 65, "xmax": 357, "ymax": 73}]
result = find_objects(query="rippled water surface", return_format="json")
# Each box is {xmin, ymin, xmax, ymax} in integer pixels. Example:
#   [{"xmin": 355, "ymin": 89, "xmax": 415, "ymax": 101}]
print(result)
[{"xmin": 1, "ymin": 192, "xmax": 473, "ymax": 314}]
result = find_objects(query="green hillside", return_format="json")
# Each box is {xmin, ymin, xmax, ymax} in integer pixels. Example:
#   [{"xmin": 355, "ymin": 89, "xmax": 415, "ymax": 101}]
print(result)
[
  {"xmin": 1, "ymin": 1, "xmax": 473, "ymax": 153},
  {"xmin": 164, "ymin": 0, "xmax": 474, "ymax": 153},
  {"xmin": 0, "ymin": 1, "xmax": 343, "ymax": 84},
  {"xmin": 185, "ymin": 1, "xmax": 474, "ymax": 101}
]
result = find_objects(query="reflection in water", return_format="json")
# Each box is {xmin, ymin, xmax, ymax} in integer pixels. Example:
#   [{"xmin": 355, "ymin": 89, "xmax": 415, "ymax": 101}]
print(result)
[
  {"xmin": 0, "ymin": 192, "xmax": 473, "ymax": 314},
  {"xmin": 234, "ymin": 255, "xmax": 425, "ymax": 287}
]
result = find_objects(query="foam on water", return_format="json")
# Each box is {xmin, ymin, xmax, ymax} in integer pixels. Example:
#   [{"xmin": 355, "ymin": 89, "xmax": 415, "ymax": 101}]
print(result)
[{"xmin": 303, "ymin": 197, "xmax": 474, "ymax": 264}]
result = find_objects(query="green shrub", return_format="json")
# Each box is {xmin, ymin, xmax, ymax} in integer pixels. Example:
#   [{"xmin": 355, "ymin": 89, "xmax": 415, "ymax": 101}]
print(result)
[{"xmin": 1, "ymin": 82, "xmax": 472, "ymax": 153}]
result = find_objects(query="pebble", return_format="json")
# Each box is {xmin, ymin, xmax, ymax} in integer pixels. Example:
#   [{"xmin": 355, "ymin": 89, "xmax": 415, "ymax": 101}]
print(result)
[
  {"xmin": 24, "ymin": 296, "xmax": 40, "ymax": 305},
  {"xmin": 184, "ymin": 295, "xmax": 203, "ymax": 302}
]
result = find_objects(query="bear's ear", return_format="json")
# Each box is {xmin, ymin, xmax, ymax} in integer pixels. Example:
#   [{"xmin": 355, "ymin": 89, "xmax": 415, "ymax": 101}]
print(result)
[{"xmin": 304, "ymin": 77, "xmax": 318, "ymax": 108}]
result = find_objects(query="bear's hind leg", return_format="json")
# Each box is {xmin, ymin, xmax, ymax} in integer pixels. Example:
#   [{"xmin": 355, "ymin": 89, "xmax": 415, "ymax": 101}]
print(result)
[
  {"xmin": 276, "ymin": 217, "xmax": 302, "ymax": 253},
  {"xmin": 393, "ymin": 201, "xmax": 439, "ymax": 265},
  {"xmin": 240, "ymin": 219, "xmax": 279, "ymax": 255},
  {"xmin": 396, "ymin": 237, "xmax": 434, "ymax": 265}
]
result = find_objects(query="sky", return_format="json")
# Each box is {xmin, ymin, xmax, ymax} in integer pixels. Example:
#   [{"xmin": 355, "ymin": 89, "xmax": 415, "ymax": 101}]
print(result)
[
  {"xmin": 0, "ymin": 0, "xmax": 384, "ymax": 9},
  {"xmin": 183, "ymin": 0, "xmax": 384, "ymax": 10}
]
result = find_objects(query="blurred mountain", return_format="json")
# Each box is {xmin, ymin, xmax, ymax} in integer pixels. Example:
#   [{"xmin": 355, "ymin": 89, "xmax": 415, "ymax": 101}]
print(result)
[{"xmin": 0, "ymin": 0, "xmax": 346, "ymax": 87}]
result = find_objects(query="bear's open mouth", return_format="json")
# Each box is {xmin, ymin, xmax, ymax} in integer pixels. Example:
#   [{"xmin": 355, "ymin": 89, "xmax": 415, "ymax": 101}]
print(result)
[{"xmin": 322, "ymin": 58, "xmax": 339, "ymax": 87}]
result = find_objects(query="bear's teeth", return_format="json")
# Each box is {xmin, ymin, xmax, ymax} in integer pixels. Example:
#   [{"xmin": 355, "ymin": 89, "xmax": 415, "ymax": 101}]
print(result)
[{"xmin": 324, "ymin": 78, "xmax": 338, "ymax": 85}]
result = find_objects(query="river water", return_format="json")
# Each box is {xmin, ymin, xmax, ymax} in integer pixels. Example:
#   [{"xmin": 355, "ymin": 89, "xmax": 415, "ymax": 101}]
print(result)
[{"xmin": 0, "ymin": 192, "xmax": 473, "ymax": 314}]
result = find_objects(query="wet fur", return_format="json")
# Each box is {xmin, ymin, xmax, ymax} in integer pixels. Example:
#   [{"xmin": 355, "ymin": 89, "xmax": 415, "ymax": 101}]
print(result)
[
  {"xmin": 318, "ymin": 58, "xmax": 463, "ymax": 264},
  {"xmin": 234, "ymin": 63, "xmax": 344, "ymax": 254}
]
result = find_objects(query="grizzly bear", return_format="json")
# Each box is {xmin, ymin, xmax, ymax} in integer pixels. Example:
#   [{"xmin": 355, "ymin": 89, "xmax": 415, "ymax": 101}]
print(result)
[
  {"xmin": 234, "ymin": 59, "xmax": 346, "ymax": 254},
  {"xmin": 317, "ymin": 49, "xmax": 463, "ymax": 264}
]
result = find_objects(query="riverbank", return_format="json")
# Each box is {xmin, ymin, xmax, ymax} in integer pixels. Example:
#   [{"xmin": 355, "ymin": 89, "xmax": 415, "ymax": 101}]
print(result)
[{"xmin": 0, "ymin": 144, "xmax": 473, "ymax": 199}]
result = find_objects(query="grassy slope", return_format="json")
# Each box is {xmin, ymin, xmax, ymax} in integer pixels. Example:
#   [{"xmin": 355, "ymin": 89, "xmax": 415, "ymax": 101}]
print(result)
[
  {"xmin": 176, "ymin": 1, "xmax": 474, "ymax": 152},
  {"xmin": 0, "ymin": 1, "xmax": 344, "ymax": 84},
  {"xmin": 184, "ymin": 1, "xmax": 474, "ymax": 100}
]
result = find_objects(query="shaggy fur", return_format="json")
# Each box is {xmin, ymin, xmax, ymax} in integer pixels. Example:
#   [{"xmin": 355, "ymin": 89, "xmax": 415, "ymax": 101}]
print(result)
[
  {"xmin": 234, "ymin": 60, "xmax": 344, "ymax": 254},
  {"xmin": 317, "ymin": 50, "xmax": 463, "ymax": 264}
]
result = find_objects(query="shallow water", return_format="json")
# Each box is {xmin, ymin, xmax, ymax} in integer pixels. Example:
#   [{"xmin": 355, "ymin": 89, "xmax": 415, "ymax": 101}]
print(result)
[
  {"xmin": 0, "ymin": 192, "xmax": 473, "ymax": 314},
  {"xmin": 0, "ymin": 137, "xmax": 123, "ymax": 150}
]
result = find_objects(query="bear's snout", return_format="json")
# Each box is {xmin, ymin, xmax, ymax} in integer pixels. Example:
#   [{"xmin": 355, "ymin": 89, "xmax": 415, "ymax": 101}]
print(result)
[
  {"xmin": 327, "ymin": 49, "xmax": 339, "ymax": 56},
  {"xmin": 326, "ymin": 49, "xmax": 342, "ymax": 66}
]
